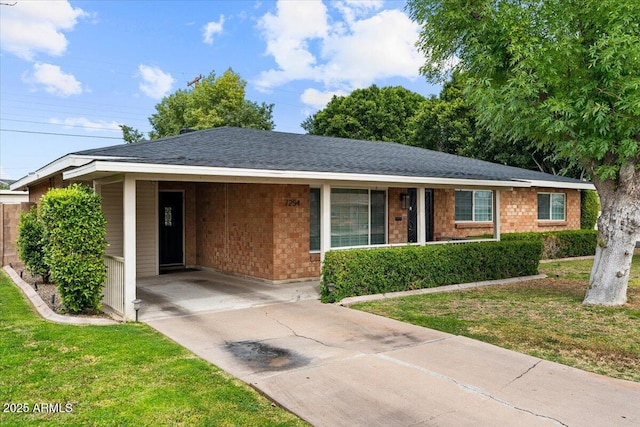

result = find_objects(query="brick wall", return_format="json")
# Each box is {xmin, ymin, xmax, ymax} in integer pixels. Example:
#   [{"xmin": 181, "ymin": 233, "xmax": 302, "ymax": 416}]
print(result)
[
  {"xmin": 388, "ymin": 187, "xmax": 408, "ymax": 244},
  {"xmin": 433, "ymin": 187, "xmax": 582, "ymax": 239},
  {"xmin": 28, "ymin": 174, "xmax": 65, "ymax": 204},
  {"xmin": 194, "ymin": 183, "xmax": 321, "ymax": 281}
]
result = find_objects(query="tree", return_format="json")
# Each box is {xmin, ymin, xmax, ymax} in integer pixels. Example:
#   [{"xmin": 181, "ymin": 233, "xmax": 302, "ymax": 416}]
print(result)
[
  {"xmin": 408, "ymin": 73, "xmax": 587, "ymax": 179},
  {"xmin": 120, "ymin": 124, "xmax": 145, "ymax": 144},
  {"xmin": 408, "ymin": 0, "xmax": 640, "ymax": 305},
  {"xmin": 149, "ymin": 68, "xmax": 274, "ymax": 139},
  {"xmin": 17, "ymin": 206, "xmax": 49, "ymax": 282},
  {"xmin": 302, "ymin": 85, "xmax": 428, "ymax": 144}
]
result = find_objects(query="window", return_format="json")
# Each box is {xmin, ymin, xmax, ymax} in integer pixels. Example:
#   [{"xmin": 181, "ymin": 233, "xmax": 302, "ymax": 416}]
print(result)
[
  {"xmin": 331, "ymin": 188, "xmax": 386, "ymax": 248},
  {"xmin": 309, "ymin": 188, "xmax": 320, "ymax": 251},
  {"xmin": 455, "ymin": 190, "xmax": 493, "ymax": 222},
  {"xmin": 538, "ymin": 193, "xmax": 565, "ymax": 221}
]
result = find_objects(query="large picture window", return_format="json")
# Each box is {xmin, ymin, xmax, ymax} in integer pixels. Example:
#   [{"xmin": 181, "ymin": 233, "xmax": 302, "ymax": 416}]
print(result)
[
  {"xmin": 538, "ymin": 193, "xmax": 566, "ymax": 221},
  {"xmin": 455, "ymin": 190, "xmax": 493, "ymax": 222},
  {"xmin": 331, "ymin": 188, "xmax": 386, "ymax": 248}
]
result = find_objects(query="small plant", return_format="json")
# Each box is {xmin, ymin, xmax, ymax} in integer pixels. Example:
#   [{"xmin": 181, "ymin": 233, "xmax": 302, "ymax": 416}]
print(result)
[
  {"xmin": 40, "ymin": 184, "xmax": 107, "ymax": 313},
  {"xmin": 17, "ymin": 206, "xmax": 49, "ymax": 282}
]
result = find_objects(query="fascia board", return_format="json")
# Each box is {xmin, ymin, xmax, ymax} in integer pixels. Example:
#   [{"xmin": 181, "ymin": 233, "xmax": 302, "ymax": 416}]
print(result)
[
  {"xmin": 10, "ymin": 155, "xmax": 131, "ymax": 190},
  {"xmin": 523, "ymin": 179, "xmax": 595, "ymax": 190},
  {"xmin": 63, "ymin": 161, "xmax": 531, "ymax": 188}
]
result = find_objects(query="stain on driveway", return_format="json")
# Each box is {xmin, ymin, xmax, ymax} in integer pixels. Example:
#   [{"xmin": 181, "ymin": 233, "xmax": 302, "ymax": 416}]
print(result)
[{"xmin": 226, "ymin": 340, "xmax": 311, "ymax": 372}]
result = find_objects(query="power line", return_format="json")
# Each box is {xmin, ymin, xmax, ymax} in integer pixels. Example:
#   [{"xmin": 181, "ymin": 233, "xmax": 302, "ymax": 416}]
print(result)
[
  {"xmin": 0, "ymin": 129, "xmax": 123, "ymax": 140},
  {"xmin": 1, "ymin": 118, "xmax": 123, "ymax": 132}
]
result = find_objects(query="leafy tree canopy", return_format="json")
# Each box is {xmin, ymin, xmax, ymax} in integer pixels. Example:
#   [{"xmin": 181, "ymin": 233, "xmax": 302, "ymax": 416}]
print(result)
[
  {"xmin": 302, "ymin": 85, "xmax": 428, "ymax": 144},
  {"xmin": 121, "ymin": 69, "xmax": 274, "ymax": 141},
  {"xmin": 408, "ymin": 73, "xmax": 586, "ymax": 178},
  {"xmin": 408, "ymin": 0, "xmax": 640, "ymax": 305}
]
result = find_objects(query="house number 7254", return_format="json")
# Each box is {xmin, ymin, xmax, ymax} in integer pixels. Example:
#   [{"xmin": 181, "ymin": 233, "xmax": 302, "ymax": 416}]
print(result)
[{"xmin": 285, "ymin": 199, "xmax": 300, "ymax": 207}]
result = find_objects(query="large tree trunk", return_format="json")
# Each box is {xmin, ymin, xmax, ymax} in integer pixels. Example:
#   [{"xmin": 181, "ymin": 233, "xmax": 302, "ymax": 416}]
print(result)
[{"xmin": 584, "ymin": 163, "xmax": 640, "ymax": 306}]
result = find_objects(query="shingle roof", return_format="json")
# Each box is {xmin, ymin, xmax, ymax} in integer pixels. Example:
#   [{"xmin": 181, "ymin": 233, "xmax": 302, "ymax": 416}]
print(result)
[{"xmin": 74, "ymin": 126, "xmax": 585, "ymax": 185}]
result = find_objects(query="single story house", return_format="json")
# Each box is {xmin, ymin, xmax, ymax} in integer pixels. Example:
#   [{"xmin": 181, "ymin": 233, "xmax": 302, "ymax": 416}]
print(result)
[{"xmin": 11, "ymin": 127, "xmax": 594, "ymax": 319}]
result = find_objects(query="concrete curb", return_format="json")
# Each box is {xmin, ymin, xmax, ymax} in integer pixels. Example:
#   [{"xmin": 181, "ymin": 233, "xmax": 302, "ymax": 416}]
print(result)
[
  {"xmin": 3, "ymin": 265, "xmax": 119, "ymax": 326},
  {"xmin": 338, "ymin": 274, "xmax": 548, "ymax": 306}
]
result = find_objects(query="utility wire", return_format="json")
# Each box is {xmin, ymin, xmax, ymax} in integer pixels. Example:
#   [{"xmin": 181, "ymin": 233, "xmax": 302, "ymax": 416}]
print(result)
[{"xmin": 0, "ymin": 129, "xmax": 123, "ymax": 140}]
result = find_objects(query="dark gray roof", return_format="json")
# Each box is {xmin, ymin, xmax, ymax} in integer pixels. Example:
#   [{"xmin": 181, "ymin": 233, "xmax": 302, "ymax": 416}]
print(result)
[{"xmin": 74, "ymin": 126, "xmax": 585, "ymax": 184}]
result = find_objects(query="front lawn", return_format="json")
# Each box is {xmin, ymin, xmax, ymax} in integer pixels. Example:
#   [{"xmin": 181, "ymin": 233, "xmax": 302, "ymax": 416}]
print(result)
[
  {"xmin": 0, "ymin": 271, "xmax": 307, "ymax": 426},
  {"xmin": 352, "ymin": 257, "xmax": 640, "ymax": 382}
]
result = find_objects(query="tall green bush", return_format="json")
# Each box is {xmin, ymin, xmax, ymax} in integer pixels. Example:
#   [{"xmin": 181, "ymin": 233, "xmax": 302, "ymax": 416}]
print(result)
[
  {"xmin": 320, "ymin": 240, "xmax": 543, "ymax": 303},
  {"xmin": 17, "ymin": 206, "xmax": 49, "ymax": 281},
  {"xmin": 40, "ymin": 184, "xmax": 107, "ymax": 313},
  {"xmin": 581, "ymin": 190, "xmax": 600, "ymax": 230}
]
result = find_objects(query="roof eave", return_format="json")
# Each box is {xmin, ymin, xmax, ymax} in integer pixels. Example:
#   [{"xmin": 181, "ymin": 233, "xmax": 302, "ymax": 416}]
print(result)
[
  {"xmin": 10, "ymin": 155, "xmax": 137, "ymax": 191},
  {"xmin": 64, "ymin": 161, "xmax": 534, "ymax": 188}
]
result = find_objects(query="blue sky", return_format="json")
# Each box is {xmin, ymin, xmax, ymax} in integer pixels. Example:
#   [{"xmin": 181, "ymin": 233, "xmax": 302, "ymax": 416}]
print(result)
[{"xmin": 0, "ymin": 0, "xmax": 440, "ymax": 181}]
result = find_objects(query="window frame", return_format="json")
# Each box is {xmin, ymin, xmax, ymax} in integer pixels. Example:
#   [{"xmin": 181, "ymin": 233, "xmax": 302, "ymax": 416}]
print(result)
[
  {"xmin": 309, "ymin": 187, "xmax": 321, "ymax": 252},
  {"xmin": 454, "ymin": 189, "xmax": 493, "ymax": 222},
  {"xmin": 329, "ymin": 187, "xmax": 387, "ymax": 249},
  {"xmin": 537, "ymin": 192, "xmax": 566, "ymax": 221}
]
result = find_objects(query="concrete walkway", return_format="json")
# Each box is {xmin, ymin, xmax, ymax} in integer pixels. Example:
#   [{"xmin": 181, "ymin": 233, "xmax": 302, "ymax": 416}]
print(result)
[{"xmin": 143, "ymin": 276, "xmax": 640, "ymax": 427}]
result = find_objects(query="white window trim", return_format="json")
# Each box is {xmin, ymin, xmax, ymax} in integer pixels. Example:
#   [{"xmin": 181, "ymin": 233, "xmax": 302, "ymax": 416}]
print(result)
[
  {"xmin": 538, "ymin": 192, "xmax": 566, "ymax": 221},
  {"xmin": 455, "ymin": 189, "xmax": 494, "ymax": 223}
]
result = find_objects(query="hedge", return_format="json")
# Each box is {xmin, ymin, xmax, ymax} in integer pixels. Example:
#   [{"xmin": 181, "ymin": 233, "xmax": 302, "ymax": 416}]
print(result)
[
  {"xmin": 320, "ymin": 240, "xmax": 543, "ymax": 303},
  {"xmin": 17, "ymin": 206, "xmax": 49, "ymax": 282},
  {"xmin": 40, "ymin": 184, "xmax": 107, "ymax": 314},
  {"xmin": 500, "ymin": 229, "xmax": 597, "ymax": 259}
]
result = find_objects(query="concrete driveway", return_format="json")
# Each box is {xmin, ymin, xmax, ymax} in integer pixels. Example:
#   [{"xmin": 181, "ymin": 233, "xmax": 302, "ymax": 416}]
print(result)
[{"xmin": 142, "ymin": 271, "xmax": 640, "ymax": 426}]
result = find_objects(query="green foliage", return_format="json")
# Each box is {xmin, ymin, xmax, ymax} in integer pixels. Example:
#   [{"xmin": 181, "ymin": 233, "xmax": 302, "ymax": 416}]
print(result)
[
  {"xmin": 120, "ymin": 124, "xmax": 145, "ymax": 143},
  {"xmin": 407, "ymin": 0, "xmax": 640, "ymax": 183},
  {"xmin": 302, "ymin": 85, "xmax": 428, "ymax": 144},
  {"xmin": 407, "ymin": 73, "xmax": 586, "ymax": 178},
  {"xmin": 39, "ymin": 184, "xmax": 107, "ymax": 313},
  {"xmin": 580, "ymin": 190, "xmax": 600, "ymax": 230},
  {"xmin": 500, "ymin": 230, "xmax": 597, "ymax": 259},
  {"xmin": 16, "ymin": 206, "xmax": 49, "ymax": 281},
  {"xmin": 149, "ymin": 68, "xmax": 274, "ymax": 139},
  {"xmin": 320, "ymin": 240, "xmax": 543, "ymax": 302}
]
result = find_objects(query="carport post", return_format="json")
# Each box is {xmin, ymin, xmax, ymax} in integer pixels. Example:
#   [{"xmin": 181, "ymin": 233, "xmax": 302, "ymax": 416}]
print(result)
[
  {"xmin": 123, "ymin": 175, "xmax": 137, "ymax": 320},
  {"xmin": 493, "ymin": 190, "xmax": 501, "ymax": 241},
  {"xmin": 417, "ymin": 186, "xmax": 426, "ymax": 245},
  {"xmin": 320, "ymin": 183, "xmax": 331, "ymax": 261}
]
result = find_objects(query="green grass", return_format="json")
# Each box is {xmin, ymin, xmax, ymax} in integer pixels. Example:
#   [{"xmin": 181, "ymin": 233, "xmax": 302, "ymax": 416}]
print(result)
[
  {"xmin": 353, "ymin": 256, "xmax": 640, "ymax": 382},
  {"xmin": 0, "ymin": 271, "xmax": 307, "ymax": 426}
]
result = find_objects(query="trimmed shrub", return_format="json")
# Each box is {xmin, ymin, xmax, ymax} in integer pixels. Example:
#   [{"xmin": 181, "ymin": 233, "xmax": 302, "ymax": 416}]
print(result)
[
  {"xmin": 17, "ymin": 206, "xmax": 49, "ymax": 281},
  {"xmin": 320, "ymin": 240, "xmax": 543, "ymax": 303},
  {"xmin": 500, "ymin": 230, "xmax": 597, "ymax": 259},
  {"xmin": 40, "ymin": 184, "xmax": 107, "ymax": 313},
  {"xmin": 581, "ymin": 190, "xmax": 600, "ymax": 230}
]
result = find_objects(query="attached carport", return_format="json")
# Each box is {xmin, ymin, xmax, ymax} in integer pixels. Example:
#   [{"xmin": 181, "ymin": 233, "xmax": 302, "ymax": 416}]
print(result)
[{"xmin": 135, "ymin": 269, "xmax": 320, "ymax": 321}]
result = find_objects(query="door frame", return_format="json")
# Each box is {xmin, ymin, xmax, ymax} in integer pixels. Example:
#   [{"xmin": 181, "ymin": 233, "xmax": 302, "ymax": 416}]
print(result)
[
  {"xmin": 408, "ymin": 188, "xmax": 435, "ymax": 243},
  {"xmin": 158, "ymin": 190, "xmax": 185, "ymax": 267}
]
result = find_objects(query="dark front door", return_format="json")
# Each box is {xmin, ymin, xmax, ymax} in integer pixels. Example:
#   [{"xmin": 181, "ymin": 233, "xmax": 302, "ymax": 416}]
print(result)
[
  {"xmin": 159, "ymin": 191, "xmax": 184, "ymax": 266},
  {"xmin": 408, "ymin": 188, "xmax": 434, "ymax": 243}
]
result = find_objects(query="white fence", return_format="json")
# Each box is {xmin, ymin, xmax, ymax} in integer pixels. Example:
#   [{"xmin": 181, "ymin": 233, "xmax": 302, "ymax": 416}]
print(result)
[{"xmin": 103, "ymin": 255, "xmax": 125, "ymax": 316}]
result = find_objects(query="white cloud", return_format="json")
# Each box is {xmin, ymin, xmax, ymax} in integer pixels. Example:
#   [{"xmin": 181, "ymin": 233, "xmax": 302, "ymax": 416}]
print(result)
[
  {"xmin": 255, "ymin": 1, "xmax": 424, "ymax": 110},
  {"xmin": 203, "ymin": 15, "xmax": 225, "ymax": 45},
  {"xmin": 300, "ymin": 88, "xmax": 347, "ymax": 110},
  {"xmin": 138, "ymin": 65, "xmax": 175, "ymax": 99},
  {"xmin": 49, "ymin": 117, "xmax": 120, "ymax": 133},
  {"xmin": 23, "ymin": 63, "xmax": 83, "ymax": 96},
  {"xmin": 0, "ymin": 0, "xmax": 88, "ymax": 60}
]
